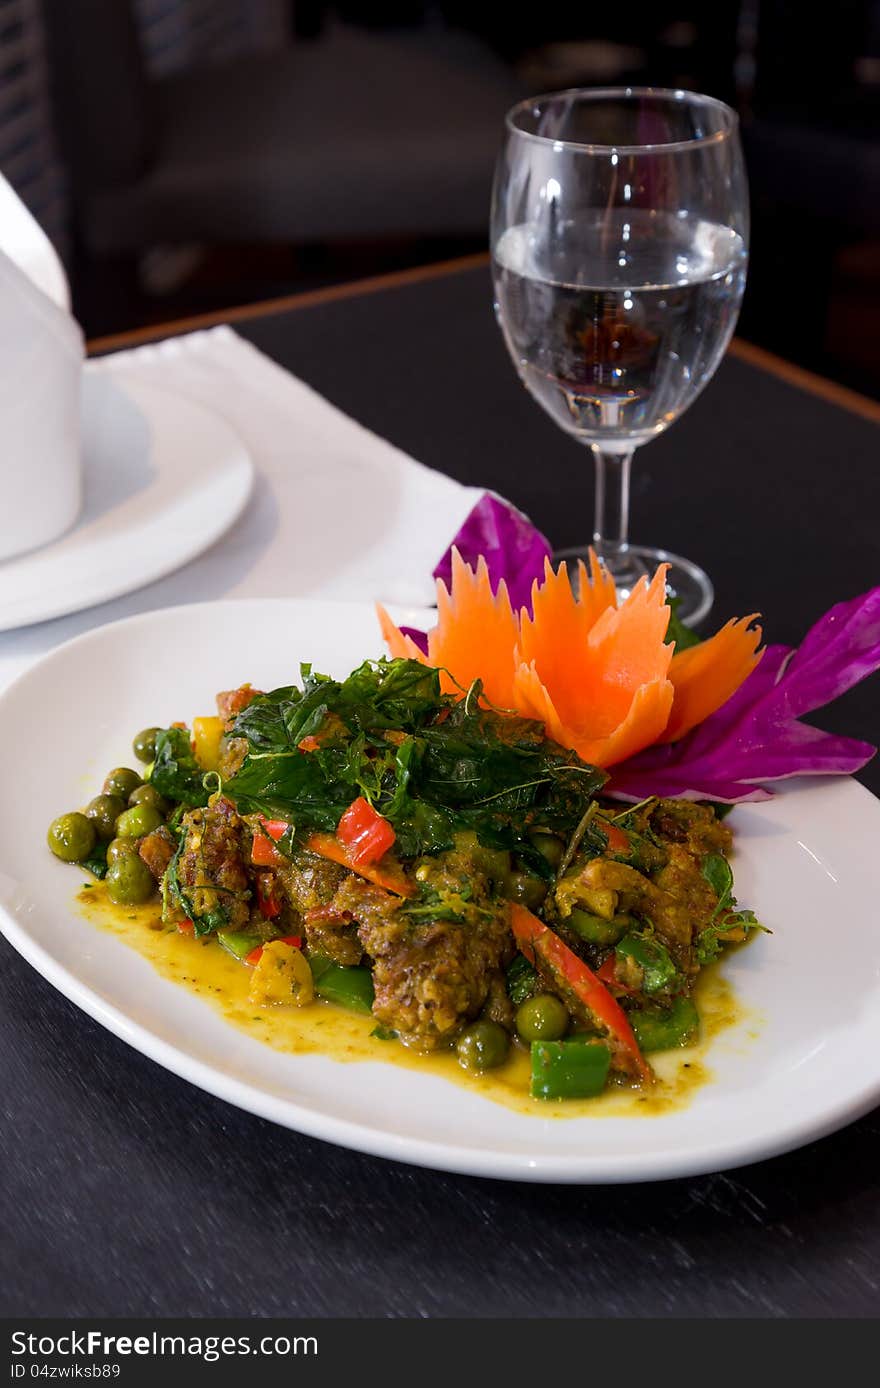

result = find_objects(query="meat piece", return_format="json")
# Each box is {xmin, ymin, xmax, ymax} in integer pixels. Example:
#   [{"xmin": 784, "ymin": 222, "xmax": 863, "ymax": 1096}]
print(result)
[
  {"xmin": 253, "ymin": 868, "xmax": 296, "ymax": 929},
  {"xmin": 218, "ymin": 736, "xmax": 248, "ymax": 779},
  {"xmin": 554, "ymin": 864, "xmax": 618, "ymax": 922},
  {"xmin": 176, "ymin": 796, "xmax": 251, "ymax": 931},
  {"xmin": 278, "ymin": 836, "xmax": 513, "ymax": 1048},
  {"xmin": 578, "ymin": 858, "xmax": 686, "ymax": 942},
  {"xmin": 652, "ymin": 845, "xmax": 720, "ymax": 945},
  {"xmin": 651, "ymin": 799, "xmax": 733, "ymax": 859},
  {"xmin": 358, "ymin": 907, "xmax": 511, "ymax": 1053},
  {"xmin": 138, "ymin": 826, "xmax": 175, "ymax": 881},
  {"xmin": 334, "ymin": 873, "xmax": 402, "ymax": 935},
  {"xmin": 482, "ymin": 971, "xmax": 515, "ymax": 1032},
  {"xmin": 277, "ymin": 849, "xmax": 346, "ymax": 913},
  {"xmin": 303, "ymin": 906, "xmax": 363, "ymax": 967},
  {"xmin": 276, "ymin": 849, "xmax": 361, "ymax": 964},
  {"xmin": 349, "ymin": 835, "xmax": 514, "ymax": 1050},
  {"xmin": 578, "ymin": 853, "xmax": 715, "ymax": 955},
  {"xmin": 216, "ymin": 684, "xmax": 262, "ymax": 731},
  {"xmin": 214, "ymin": 685, "xmax": 262, "ymax": 777}
]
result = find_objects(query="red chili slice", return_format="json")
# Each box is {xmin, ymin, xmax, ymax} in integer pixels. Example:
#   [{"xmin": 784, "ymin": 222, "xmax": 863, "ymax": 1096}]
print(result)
[
  {"xmin": 336, "ymin": 796, "xmax": 396, "ymax": 866},
  {"xmin": 510, "ymin": 904, "xmax": 651, "ymax": 1082}
]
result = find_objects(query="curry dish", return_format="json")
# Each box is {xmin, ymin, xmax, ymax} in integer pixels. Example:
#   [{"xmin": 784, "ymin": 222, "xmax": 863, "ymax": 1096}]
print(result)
[{"xmin": 48, "ymin": 657, "xmax": 763, "ymax": 1105}]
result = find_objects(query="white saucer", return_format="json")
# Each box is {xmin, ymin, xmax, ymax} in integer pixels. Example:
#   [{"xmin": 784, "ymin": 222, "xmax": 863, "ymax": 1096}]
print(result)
[{"xmin": 0, "ymin": 372, "xmax": 254, "ymax": 632}]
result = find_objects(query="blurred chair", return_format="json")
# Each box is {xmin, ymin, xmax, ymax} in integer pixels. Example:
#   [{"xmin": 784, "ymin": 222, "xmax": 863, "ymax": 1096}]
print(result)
[{"xmin": 41, "ymin": 2, "xmax": 521, "ymax": 257}]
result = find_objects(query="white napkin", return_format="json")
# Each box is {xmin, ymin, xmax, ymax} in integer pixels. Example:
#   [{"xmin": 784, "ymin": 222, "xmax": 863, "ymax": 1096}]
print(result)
[
  {"xmin": 96, "ymin": 326, "xmax": 481, "ymax": 606},
  {"xmin": 0, "ymin": 325, "xmax": 481, "ymax": 691}
]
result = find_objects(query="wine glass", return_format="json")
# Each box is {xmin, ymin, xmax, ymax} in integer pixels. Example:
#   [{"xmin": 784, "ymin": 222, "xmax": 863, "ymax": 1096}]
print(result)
[{"xmin": 491, "ymin": 87, "xmax": 749, "ymax": 623}]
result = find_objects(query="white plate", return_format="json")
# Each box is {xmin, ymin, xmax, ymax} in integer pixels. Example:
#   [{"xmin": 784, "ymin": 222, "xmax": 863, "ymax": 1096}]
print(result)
[
  {"xmin": 0, "ymin": 598, "xmax": 878, "ymax": 1183},
  {"xmin": 0, "ymin": 374, "xmax": 254, "ymax": 631}
]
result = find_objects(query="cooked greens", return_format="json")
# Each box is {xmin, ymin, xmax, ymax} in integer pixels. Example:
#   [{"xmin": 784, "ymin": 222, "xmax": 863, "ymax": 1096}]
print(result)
[
  {"xmin": 150, "ymin": 727, "xmax": 211, "ymax": 809},
  {"xmin": 227, "ymin": 659, "xmax": 606, "ymax": 865},
  {"xmin": 696, "ymin": 852, "xmax": 765, "ymax": 963}
]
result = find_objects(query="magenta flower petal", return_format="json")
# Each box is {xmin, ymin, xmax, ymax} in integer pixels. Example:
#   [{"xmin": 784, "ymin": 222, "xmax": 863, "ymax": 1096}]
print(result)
[
  {"xmin": 679, "ymin": 645, "xmax": 793, "ymax": 757},
  {"xmin": 399, "ymin": 625, "xmax": 429, "ymax": 655},
  {"xmin": 609, "ymin": 763, "xmax": 773, "ymax": 803},
  {"xmin": 433, "ymin": 493, "xmax": 551, "ymax": 615},
  {"xmin": 731, "ymin": 726, "xmax": 876, "ymax": 781},
  {"xmin": 779, "ymin": 587, "xmax": 880, "ymax": 715},
  {"xmin": 609, "ymin": 586, "xmax": 880, "ymax": 802}
]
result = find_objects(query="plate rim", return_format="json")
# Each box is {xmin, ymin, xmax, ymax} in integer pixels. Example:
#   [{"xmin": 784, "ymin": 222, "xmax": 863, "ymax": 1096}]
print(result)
[
  {"xmin": 1, "ymin": 596, "xmax": 879, "ymax": 1184},
  {"xmin": 0, "ymin": 377, "xmax": 255, "ymax": 632}
]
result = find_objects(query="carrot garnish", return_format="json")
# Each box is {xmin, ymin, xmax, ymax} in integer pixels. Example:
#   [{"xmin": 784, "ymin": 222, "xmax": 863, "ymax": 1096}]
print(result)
[
  {"xmin": 376, "ymin": 606, "xmax": 428, "ymax": 664},
  {"xmin": 426, "ymin": 551, "xmax": 520, "ymax": 706},
  {"xmin": 377, "ymin": 550, "xmax": 763, "ymax": 766},
  {"xmin": 514, "ymin": 564, "xmax": 675, "ymax": 767},
  {"xmin": 662, "ymin": 615, "xmax": 764, "ymax": 743}
]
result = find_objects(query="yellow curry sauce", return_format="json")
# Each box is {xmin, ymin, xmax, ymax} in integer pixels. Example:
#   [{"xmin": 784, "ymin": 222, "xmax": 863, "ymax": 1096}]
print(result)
[{"xmin": 76, "ymin": 881, "xmax": 756, "ymax": 1118}]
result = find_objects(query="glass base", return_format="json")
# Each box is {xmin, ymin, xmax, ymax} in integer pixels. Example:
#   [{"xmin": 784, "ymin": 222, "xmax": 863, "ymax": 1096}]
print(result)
[{"xmin": 554, "ymin": 544, "xmax": 715, "ymax": 627}]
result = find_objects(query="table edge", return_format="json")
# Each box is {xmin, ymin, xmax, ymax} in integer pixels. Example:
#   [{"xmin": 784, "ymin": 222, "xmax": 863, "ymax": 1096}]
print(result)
[
  {"xmin": 86, "ymin": 251, "xmax": 880, "ymax": 427},
  {"xmin": 86, "ymin": 252, "xmax": 491, "ymax": 354}
]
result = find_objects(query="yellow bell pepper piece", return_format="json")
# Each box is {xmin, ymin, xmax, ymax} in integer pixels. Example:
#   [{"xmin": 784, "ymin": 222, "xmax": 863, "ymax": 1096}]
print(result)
[
  {"xmin": 248, "ymin": 942, "xmax": 314, "ymax": 1008},
  {"xmin": 192, "ymin": 715, "xmax": 224, "ymax": 772}
]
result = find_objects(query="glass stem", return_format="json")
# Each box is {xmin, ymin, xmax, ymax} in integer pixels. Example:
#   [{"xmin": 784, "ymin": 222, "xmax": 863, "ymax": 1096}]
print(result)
[{"xmin": 591, "ymin": 446, "xmax": 645, "ymax": 592}]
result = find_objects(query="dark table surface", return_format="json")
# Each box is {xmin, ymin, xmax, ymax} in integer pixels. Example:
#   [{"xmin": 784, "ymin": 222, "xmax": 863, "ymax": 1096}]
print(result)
[{"xmin": 4, "ymin": 265, "xmax": 880, "ymax": 1318}]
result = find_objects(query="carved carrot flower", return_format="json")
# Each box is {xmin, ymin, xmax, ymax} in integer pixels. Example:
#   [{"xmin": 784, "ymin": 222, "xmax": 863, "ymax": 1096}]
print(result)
[
  {"xmin": 512, "ymin": 559, "xmax": 676, "ymax": 766},
  {"xmin": 378, "ymin": 549, "xmax": 763, "ymax": 769},
  {"xmin": 378, "ymin": 551, "xmax": 519, "ymax": 708}
]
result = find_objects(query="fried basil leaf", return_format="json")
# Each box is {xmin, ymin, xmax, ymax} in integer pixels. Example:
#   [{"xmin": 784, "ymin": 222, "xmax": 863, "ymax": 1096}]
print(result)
[{"xmin": 150, "ymin": 727, "xmax": 211, "ymax": 808}]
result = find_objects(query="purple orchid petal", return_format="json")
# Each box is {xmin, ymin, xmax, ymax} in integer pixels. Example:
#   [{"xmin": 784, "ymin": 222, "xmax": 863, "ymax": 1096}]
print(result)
[
  {"xmin": 726, "ymin": 724, "xmax": 876, "ymax": 780},
  {"xmin": 433, "ymin": 492, "xmax": 551, "ymax": 615},
  {"xmin": 778, "ymin": 586, "xmax": 880, "ymax": 715},
  {"xmin": 609, "ymin": 763, "xmax": 773, "ymax": 803},
  {"xmin": 678, "ymin": 644, "xmax": 793, "ymax": 758},
  {"xmin": 609, "ymin": 588, "xmax": 880, "ymax": 802},
  {"xmin": 399, "ymin": 625, "xmax": 429, "ymax": 655}
]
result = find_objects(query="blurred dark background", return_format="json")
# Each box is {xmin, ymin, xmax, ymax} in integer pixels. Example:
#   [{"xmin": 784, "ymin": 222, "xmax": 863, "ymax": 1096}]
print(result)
[{"xmin": 2, "ymin": 0, "xmax": 879, "ymax": 392}]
